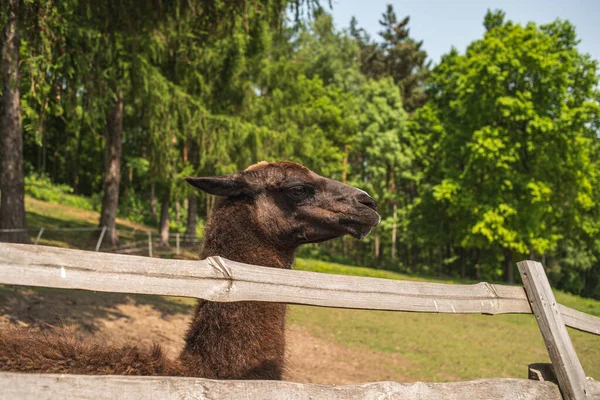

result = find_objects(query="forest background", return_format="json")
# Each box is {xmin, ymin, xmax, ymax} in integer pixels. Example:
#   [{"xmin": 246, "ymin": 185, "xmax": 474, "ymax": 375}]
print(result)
[{"xmin": 1, "ymin": 0, "xmax": 600, "ymax": 299}]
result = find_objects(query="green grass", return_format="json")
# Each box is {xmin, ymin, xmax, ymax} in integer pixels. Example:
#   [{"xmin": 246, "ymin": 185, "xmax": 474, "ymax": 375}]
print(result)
[
  {"xmin": 25, "ymin": 175, "xmax": 99, "ymax": 212},
  {"xmin": 294, "ymin": 258, "xmax": 600, "ymax": 317},
  {"xmin": 295, "ymin": 258, "xmax": 473, "ymax": 284},
  {"xmin": 292, "ymin": 258, "xmax": 600, "ymax": 381},
  {"xmin": 24, "ymin": 196, "xmax": 154, "ymax": 250},
  {"xmin": 13, "ymin": 197, "xmax": 600, "ymax": 382},
  {"xmin": 25, "ymin": 196, "xmax": 150, "ymax": 232}
]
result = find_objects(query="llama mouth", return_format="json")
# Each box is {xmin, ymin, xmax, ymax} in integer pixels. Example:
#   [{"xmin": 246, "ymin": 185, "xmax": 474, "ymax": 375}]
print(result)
[
  {"xmin": 339, "ymin": 210, "xmax": 380, "ymax": 239},
  {"xmin": 353, "ymin": 227, "xmax": 373, "ymax": 240},
  {"xmin": 306, "ymin": 235, "xmax": 341, "ymax": 244},
  {"xmin": 342, "ymin": 221, "xmax": 375, "ymax": 240}
]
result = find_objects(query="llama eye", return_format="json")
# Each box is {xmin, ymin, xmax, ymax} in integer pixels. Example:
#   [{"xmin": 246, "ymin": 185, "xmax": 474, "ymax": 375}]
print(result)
[{"xmin": 288, "ymin": 185, "xmax": 308, "ymax": 199}]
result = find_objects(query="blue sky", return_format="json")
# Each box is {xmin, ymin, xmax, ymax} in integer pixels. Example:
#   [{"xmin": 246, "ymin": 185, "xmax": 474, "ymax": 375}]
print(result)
[{"xmin": 329, "ymin": 0, "xmax": 599, "ymax": 65}]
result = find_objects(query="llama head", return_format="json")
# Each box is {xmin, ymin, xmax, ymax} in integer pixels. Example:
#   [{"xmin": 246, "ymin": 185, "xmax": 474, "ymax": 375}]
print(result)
[{"xmin": 186, "ymin": 161, "xmax": 380, "ymax": 247}]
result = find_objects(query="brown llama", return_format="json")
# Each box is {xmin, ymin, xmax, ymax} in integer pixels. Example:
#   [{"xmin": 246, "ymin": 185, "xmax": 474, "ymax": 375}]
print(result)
[{"xmin": 0, "ymin": 161, "xmax": 380, "ymax": 379}]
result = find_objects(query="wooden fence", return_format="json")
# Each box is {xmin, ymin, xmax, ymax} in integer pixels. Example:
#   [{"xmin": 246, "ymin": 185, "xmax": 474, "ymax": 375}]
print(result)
[{"xmin": 0, "ymin": 243, "xmax": 599, "ymax": 399}]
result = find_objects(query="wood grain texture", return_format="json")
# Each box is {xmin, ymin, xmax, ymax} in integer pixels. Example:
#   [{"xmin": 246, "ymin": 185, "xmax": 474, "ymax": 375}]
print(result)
[
  {"xmin": 586, "ymin": 378, "xmax": 600, "ymax": 399},
  {"xmin": 518, "ymin": 261, "xmax": 587, "ymax": 400},
  {"xmin": 559, "ymin": 304, "xmax": 600, "ymax": 335},
  {"xmin": 0, "ymin": 244, "xmax": 598, "ymax": 336},
  {"xmin": 0, "ymin": 372, "xmax": 563, "ymax": 400},
  {"xmin": 0, "ymin": 244, "xmax": 530, "ymax": 315}
]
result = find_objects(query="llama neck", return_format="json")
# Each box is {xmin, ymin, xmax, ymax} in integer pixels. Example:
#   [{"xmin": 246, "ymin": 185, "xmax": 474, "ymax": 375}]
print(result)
[{"xmin": 180, "ymin": 200, "xmax": 295, "ymax": 379}]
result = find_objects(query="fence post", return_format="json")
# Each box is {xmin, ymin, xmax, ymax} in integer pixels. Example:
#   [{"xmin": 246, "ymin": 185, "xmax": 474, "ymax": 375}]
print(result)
[
  {"xmin": 176, "ymin": 233, "xmax": 180, "ymax": 255},
  {"xmin": 34, "ymin": 227, "xmax": 45, "ymax": 245},
  {"xmin": 95, "ymin": 226, "xmax": 107, "ymax": 252},
  {"xmin": 147, "ymin": 232, "xmax": 153, "ymax": 258},
  {"xmin": 517, "ymin": 260, "xmax": 588, "ymax": 400}
]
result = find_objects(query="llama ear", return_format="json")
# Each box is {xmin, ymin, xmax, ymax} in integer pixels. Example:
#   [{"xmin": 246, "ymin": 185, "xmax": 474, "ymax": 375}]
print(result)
[{"xmin": 185, "ymin": 174, "xmax": 251, "ymax": 197}]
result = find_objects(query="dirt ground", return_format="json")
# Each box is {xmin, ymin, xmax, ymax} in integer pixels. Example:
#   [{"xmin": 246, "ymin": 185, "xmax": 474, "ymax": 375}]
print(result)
[{"xmin": 0, "ymin": 286, "xmax": 411, "ymax": 384}]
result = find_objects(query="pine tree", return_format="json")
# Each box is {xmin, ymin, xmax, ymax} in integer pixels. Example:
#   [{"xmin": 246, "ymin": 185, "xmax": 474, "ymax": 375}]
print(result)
[
  {"xmin": 350, "ymin": 5, "xmax": 430, "ymax": 112},
  {"xmin": 378, "ymin": 5, "xmax": 429, "ymax": 112}
]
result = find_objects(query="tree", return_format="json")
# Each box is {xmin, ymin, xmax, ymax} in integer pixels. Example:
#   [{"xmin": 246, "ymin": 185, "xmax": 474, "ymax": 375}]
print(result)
[
  {"xmin": 378, "ymin": 5, "xmax": 429, "ymax": 112},
  {"xmin": 295, "ymin": 11, "xmax": 360, "ymax": 87},
  {"xmin": 424, "ymin": 17, "xmax": 600, "ymax": 283},
  {"xmin": 98, "ymin": 90, "xmax": 123, "ymax": 246},
  {"xmin": 349, "ymin": 17, "xmax": 385, "ymax": 82},
  {"xmin": 350, "ymin": 5, "xmax": 430, "ymax": 112},
  {"xmin": 0, "ymin": 0, "xmax": 29, "ymax": 243},
  {"xmin": 350, "ymin": 78, "xmax": 409, "ymax": 266},
  {"xmin": 483, "ymin": 9, "xmax": 506, "ymax": 32},
  {"xmin": 159, "ymin": 186, "xmax": 170, "ymax": 246}
]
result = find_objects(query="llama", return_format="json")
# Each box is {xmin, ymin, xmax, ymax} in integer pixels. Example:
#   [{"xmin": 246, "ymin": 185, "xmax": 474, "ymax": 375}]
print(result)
[{"xmin": 0, "ymin": 161, "xmax": 380, "ymax": 379}]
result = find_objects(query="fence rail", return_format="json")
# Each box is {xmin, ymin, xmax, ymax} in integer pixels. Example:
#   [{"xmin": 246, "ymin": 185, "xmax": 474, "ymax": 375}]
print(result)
[
  {"xmin": 1, "ymin": 372, "xmax": 576, "ymax": 400},
  {"xmin": 0, "ymin": 227, "xmax": 105, "ymax": 232},
  {"xmin": 1, "ymin": 243, "xmax": 599, "ymax": 337},
  {"xmin": 1, "ymin": 243, "xmax": 600, "ymax": 399}
]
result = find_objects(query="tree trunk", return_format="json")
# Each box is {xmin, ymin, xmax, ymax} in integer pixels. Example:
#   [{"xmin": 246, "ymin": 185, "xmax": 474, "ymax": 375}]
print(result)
[
  {"xmin": 72, "ymin": 127, "xmax": 83, "ymax": 194},
  {"xmin": 175, "ymin": 200, "xmax": 181, "ymax": 223},
  {"xmin": 412, "ymin": 245, "xmax": 419, "ymax": 272},
  {"xmin": 0, "ymin": 0, "xmax": 30, "ymax": 244},
  {"xmin": 503, "ymin": 247, "xmax": 514, "ymax": 283},
  {"xmin": 184, "ymin": 140, "xmax": 198, "ymax": 239},
  {"xmin": 391, "ymin": 203, "xmax": 397, "ymax": 261},
  {"xmin": 341, "ymin": 144, "xmax": 349, "ymax": 260},
  {"xmin": 98, "ymin": 90, "xmax": 123, "ymax": 247},
  {"xmin": 438, "ymin": 246, "xmax": 444, "ymax": 276},
  {"xmin": 185, "ymin": 194, "xmax": 198, "ymax": 239},
  {"xmin": 474, "ymin": 248, "xmax": 481, "ymax": 280},
  {"xmin": 460, "ymin": 248, "xmax": 466, "ymax": 279},
  {"xmin": 41, "ymin": 130, "xmax": 47, "ymax": 176},
  {"xmin": 159, "ymin": 188, "xmax": 170, "ymax": 246},
  {"xmin": 342, "ymin": 144, "xmax": 349, "ymax": 184},
  {"xmin": 123, "ymin": 166, "xmax": 133, "ymax": 204},
  {"xmin": 374, "ymin": 234, "xmax": 380, "ymax": 268},
  {"xmin": 150, "ymin": 182, "xmax": 157, "ymax": 219},
  {"xmin": 206, "ymin": 194, "xmax": 216, "ymax": 218}
]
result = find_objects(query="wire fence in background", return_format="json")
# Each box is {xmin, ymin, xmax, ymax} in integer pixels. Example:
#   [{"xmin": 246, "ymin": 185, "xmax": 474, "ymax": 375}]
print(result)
[
  {"xmin": 0, "ymin": 227, "xmax": 202, "ymax": 259},
  {"xmin": 111, "ymin": 232, "xmax": 202, "ymax": 258}
]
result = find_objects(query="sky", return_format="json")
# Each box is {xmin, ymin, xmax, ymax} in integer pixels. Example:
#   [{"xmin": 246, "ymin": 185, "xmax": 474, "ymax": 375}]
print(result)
[{"xmin": 329, "ymin": 0, "xmax": 600, "ymax": 65}]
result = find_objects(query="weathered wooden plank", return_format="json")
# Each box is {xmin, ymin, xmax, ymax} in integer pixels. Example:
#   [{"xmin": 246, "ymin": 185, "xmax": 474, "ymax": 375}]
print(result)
[
  {"xmin": 518, "ymin": 261, "xmax": 587, "ymax": 400},
  {"xmin": 1, "ymin": 244, "xmax": 599, "ymax": 337},
  {"xmin": 587, "ymin": 378, "xmax": 600, "ymax": 399},
  {"xmin": 0, "ymin": 244, "xmax": 533, "ymax": 315},
  {"xmin": 0, "ymin": 372, "xmax": 563, "ymax": 400},
  {"xmin": 559, "ymin": 303, "xmax": 600, "ymax": 335},
  {"xmin": 526, "ymin": 365, "xmax": 600, "ymax": 399}
]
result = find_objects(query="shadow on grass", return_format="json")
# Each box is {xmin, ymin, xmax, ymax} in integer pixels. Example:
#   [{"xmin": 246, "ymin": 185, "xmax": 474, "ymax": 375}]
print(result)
[
  {"xmin": 0, "ymin": 285, "xmax": 194, "ymax": 333},
  {"xmin": 26, "ymin": 211, "xmax": 94, "ymax": 230}
]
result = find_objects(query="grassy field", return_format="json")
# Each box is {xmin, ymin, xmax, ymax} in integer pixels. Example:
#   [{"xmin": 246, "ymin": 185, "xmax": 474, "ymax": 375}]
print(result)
[
  {"xmin": 292, "ymin": 259, "xmax": 600, "ymax": 381},
  {"xmin": 24, "ymin": 196, "xmax": 152, "ymax": 250},
  {"xmin": 10, "ymin": 195, "xmax": 600, "ymax": 382}
]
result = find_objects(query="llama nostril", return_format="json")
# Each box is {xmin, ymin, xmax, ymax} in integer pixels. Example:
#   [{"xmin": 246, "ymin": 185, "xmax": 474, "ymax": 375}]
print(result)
[{"xmin": 357, "ymin": 193, "xmax": 377, "ymax": 210}]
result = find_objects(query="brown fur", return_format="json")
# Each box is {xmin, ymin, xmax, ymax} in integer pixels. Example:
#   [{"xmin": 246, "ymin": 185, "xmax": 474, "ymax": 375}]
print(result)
[
  {"xmin": 0, "ymin": 327, "xmax": 183, "ymax": 375},
  {"xmin": 0, "ymin": 161, "xmax": 379, "ymax": 379}
]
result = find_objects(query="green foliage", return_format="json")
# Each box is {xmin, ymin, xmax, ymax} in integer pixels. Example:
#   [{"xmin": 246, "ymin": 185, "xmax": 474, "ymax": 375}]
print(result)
[
  {"xmin": 483, "ymin": 9, "xmax": 506, "ymax": 31},
  {"xmin": 417, "ymin": 16, "xmax": 600, "ymax": 288},
  {"xmin": 10, "ymin": 2, "xmax": 600, "ymax": 299},
  {"xmin": 352, "ymin": 78, "xmax": 408, "ymax": 200},
  {"xmin": 25, "ymin": 175, "xmax": 99, "ymax": 211},
  {"xmin": 350, "ymin": 4, "xmax": 430, "ymax": 112}
]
